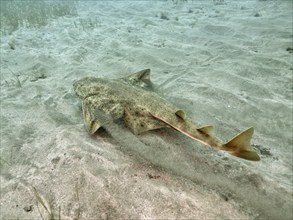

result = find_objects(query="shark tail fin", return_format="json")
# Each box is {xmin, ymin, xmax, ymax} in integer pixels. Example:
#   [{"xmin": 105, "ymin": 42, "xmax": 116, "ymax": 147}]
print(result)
[{"xmin": 223, "ymin": 127, "xmax": 260, "ymax": 161}]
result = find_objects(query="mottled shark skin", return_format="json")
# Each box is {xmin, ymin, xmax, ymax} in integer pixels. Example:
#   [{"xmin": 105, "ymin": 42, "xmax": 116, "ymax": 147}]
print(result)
[{"xmin": 73, "ymin": 69, "xmax": 260, "ymax": 161}]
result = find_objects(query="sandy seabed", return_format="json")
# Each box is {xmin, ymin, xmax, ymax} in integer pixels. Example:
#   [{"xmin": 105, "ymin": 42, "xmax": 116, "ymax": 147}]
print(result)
[{"xmin": 0, "ymin": 1, "xmax": 292, "ymax": 219}]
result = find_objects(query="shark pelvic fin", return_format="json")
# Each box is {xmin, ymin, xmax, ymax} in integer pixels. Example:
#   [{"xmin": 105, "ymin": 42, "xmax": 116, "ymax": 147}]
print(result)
[
  {"xmin": 198, "ymin": 125, "xmax": 214, "ymax": 135},
  {"xmin": 223, "ymin": 127, "xmax": 260, "ymax": 161},
  {"xmin": 175, "ymin": 109, "xmax": 186, "ymax": 120}
]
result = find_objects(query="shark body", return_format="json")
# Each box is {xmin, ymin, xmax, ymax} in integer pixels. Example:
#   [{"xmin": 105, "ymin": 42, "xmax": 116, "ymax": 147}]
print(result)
[{"xmin": 73, "ymin": 69, "xmax": 260, "ymax": 161}]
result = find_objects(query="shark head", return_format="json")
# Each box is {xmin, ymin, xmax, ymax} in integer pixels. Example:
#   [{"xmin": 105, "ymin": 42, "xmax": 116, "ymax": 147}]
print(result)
[
  {"xmin": 73, "ymin": 77, "xmax": 110, "ymax": 99},
  {"xmin": 74, "ymin": 69, "xmax": 153, "ymax": 99}
]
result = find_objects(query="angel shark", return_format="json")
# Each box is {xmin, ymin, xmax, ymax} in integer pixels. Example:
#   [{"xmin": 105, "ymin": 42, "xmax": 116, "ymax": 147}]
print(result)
[{"xmin": 73, "ymin": 69, "xmax": 260, "ymax": 161}]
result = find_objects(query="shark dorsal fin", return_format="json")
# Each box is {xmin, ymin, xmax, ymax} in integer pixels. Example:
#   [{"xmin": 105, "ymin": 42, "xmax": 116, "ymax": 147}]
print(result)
[
  {"xmin": 198, "ymin": 125, "xmax": 214, "ymax": 135},
  {"xmin": 175, "ymin": 109, "xmax": 186, "ymax": 120},
  {"xmin": 123, "ymin": 69, "xmax": 153, "ymax": 90}
]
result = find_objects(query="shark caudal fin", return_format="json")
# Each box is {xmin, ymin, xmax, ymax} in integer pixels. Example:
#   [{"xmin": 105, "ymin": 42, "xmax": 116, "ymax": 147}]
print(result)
[{"xmin": 223, "ymin": 127, "xmax": 260, "ymax": 161}]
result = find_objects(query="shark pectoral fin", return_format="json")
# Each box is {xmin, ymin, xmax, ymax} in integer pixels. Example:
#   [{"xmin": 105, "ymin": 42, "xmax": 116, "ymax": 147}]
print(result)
[
  {"xmin": 82, "ymin": 100, "xmax": 101, "ymax": 135},
  {"xmin": 175, "ymin": 109, "xmax": 186, "ymax": 120},
  {"xmin": 197, "ymin": 125, "xmax": 214, "ymax": 135},
  {"xmin": 223, "ymin": 127, "xmax": 260, "ymax": 161},
  {"xmin": 124, "ymin": 69, "xmax": 153, "ymax": 90},
  {"xmin": 128, "ymin": 69, "xmax": 151, "ymax": 81}
]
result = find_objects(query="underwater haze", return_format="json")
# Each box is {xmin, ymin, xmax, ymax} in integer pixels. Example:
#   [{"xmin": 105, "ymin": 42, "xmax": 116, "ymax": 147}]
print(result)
[{"xmin": 0, "ymin": 0, "xmax": 292, "ymax": 219}]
